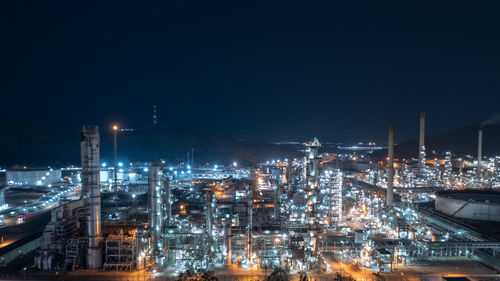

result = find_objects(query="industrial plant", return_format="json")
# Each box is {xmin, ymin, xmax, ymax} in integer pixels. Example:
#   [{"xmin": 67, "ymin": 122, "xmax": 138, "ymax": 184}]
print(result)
[{"xmin": 1, "ymin": 114, "xmax": 500, "ymax": 281}]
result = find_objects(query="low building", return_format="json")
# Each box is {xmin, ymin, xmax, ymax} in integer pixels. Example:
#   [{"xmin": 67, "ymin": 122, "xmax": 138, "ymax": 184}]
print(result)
[{"xmin": 6, "ymin": 168, "xmax": 61, "ymax": 186}]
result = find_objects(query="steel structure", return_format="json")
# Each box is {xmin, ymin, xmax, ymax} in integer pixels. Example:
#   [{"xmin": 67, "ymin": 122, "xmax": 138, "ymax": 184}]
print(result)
[
  {"xmin": 148, "ymin": 161, "xmax": 164, "ymax": 266},
  {"xmin": 81, "ymin": 126, "xmax": 103, "ymax": 269}
]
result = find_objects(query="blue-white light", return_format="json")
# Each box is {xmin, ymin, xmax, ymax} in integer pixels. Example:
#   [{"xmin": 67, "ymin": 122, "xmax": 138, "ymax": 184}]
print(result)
[
  {"xmin": 187, "ymin": 164, "xmax": 191, "ymax": 170},
  {"xmin": 101, "ymin": 162, "xmax": 107, "ymax": 168},
  {"xmin": 143, "ymin": 167, "xmax": 149, "ymax": 172},
  {"xmin": 118, "ymin": 162, "xmax": 124, "ymax": 167}
]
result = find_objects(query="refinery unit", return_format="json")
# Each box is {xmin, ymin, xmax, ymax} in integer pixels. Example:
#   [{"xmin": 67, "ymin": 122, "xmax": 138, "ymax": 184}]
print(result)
[
  {"xmin": 1, "ymin": 113, "xmax": 500, "ymax": 279},
  {"xmin": 30, "ymin": 126, "xmax": 344, "ymax": 273}
]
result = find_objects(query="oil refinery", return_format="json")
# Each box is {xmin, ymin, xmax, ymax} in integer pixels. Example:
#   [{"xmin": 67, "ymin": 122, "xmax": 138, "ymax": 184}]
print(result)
[{"xmin": 1, "ymin": 115, "xmax": 500, "ymax": 281}]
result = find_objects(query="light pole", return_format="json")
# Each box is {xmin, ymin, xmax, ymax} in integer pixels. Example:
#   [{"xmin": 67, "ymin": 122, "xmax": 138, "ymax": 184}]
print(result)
[
  {"xmin": 132, "ymin": 193, "xmax": 136, "ymax": 223},
  {"xmin": 113, "ymin": 124, "xmax": 119, "ymax": 194}
]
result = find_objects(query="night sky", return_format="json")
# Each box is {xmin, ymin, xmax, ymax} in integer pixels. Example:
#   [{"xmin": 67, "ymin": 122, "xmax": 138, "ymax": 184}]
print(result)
[{"xmin": 2, "ymin": 1, "xmax": 500, "ymax": 144}]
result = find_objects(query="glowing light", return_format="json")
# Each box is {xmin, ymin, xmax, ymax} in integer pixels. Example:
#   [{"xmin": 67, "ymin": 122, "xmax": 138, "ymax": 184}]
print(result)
[
  {"xmin": 118, "ymin": 162, "xmax": 124, "ymax": 167},
  {"xmin": 101, "ymin": 162, "xmax": 107, "ymax": 167}
]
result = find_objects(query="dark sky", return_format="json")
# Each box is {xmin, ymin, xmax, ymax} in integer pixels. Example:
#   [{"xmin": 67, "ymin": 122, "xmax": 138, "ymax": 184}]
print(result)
[{"xmin": 2, "ymin": 1, "xmax": 500, "ymax": 144}]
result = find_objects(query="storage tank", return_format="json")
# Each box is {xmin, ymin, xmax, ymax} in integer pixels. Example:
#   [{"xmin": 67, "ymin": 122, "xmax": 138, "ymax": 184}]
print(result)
[{"xmin": 435, "ymin": 190, "xmax": 500, "ymax": 222}]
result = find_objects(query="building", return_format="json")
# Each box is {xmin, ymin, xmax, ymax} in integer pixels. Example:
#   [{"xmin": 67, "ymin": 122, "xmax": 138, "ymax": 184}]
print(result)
[{"xmin": 6, "ymin": 168, "xmax": 61, "ymax": 186}]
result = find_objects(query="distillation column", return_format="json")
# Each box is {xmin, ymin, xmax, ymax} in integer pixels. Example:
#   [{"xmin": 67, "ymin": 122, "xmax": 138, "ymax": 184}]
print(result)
[
  {"xmin": 306, "ymin": 137, "xmax": 321, "ymax": 225},
  {"xmin": 418, "ymin": 112, "xmax": 426, "ymax": 176},
  {"xmin": 387, "ymin": 123, "xmax": 394, "ymax": 208},
  {"xmin": 81, "ymin": 126, "xmax": 102, "ymax": 269},
  {"xmin": 307, "ymin": 137, "xmax": 321, "ymax": 187},
  {"xmin": 149, "ymin": 161, "xmax": 163, "ymax": 266}
]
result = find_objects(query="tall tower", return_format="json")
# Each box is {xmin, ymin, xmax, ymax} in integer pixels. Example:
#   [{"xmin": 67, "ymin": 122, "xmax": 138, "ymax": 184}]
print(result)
[
  {"xmin": 153, "ymin": 104, "xmax": 158, "ymax": 125},
  {"xmin": 81, "ymin": 126, "xmax": 102, "ymax": 269},
  {"xmin": 418, "ymin": 112, "xmax": 426, "ymax": 176},
  {"xmin": 477, "ymin": 129, "xmax": 483, "ymax": 178},
  {"xmin": 149, "ymin": 161, "xmax": 164, "ymax": 266},
  {"xmin": 306, "ymin": 137, "xmax": 321, "ymax": 187},
  {"xmin": 305, "ymin": 137, "xmax": 321, "ymax": 225},
  {"xmin": 387, "ymin": 123, "xmax": 394, "ymax": 208}
]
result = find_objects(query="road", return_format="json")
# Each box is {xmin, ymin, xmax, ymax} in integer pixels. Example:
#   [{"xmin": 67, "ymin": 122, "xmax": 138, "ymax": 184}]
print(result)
[{"xmin": 326, "ymin": 257, "xmax": 499, "ymax": 281}]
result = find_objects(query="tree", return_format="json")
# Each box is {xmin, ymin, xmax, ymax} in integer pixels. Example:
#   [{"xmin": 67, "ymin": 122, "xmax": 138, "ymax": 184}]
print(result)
[
  {"xmin": 299, "ymin": 271, "xmax": 308, "ymax": 281},
  {"xmin": 333, "ymin": 272, "xmax": 355, "ymax": 281},
  {"xmin": 265, "ymin": 268, "xmax": 290, "ymax": 281},
  {"xmin": 372, "ymin": 272, "xmax": 386, "ymax": 281},
  {"xmin": 177, "ymin": 270, "xmax": 218, "ymax": 281}
]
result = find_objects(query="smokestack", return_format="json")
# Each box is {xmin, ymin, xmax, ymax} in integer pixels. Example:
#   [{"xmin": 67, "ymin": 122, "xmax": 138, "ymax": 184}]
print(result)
[
  {"xmin": 149, "ymin": 161, "xmax": 163, "ymax": 264},
  {"xmin": 387, "ymin": 123, "xmax": 394, "ymax": 207},
  {"xmin": 418, "ymin": 112, "xmax": 426, "ymax": 172},
  {"xmin": 81, "ymin": 126, "xmax": 102, "ymax": 269},
  {"xmin": 419, "ymin": 112, "xmax": 425, "ymax": 151},
  {"xmin": 478, "ymin": 129, "xmax": 483, "ymax": 177}
]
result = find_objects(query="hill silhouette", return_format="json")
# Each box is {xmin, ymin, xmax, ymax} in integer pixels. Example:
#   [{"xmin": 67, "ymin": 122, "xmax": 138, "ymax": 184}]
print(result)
[
  {"xmin": 371, "ymin": 124, "xmax": 500, "ymax": 159},
  {"xmin": 0, "ymin": 121, "xmax": 299, "ymax": 167}
]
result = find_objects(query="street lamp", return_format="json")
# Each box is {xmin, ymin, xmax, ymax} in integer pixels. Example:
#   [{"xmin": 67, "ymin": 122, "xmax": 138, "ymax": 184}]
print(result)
[{"xmin": 112, "ymin": 124, "xmax": 119, "ymax": 194}]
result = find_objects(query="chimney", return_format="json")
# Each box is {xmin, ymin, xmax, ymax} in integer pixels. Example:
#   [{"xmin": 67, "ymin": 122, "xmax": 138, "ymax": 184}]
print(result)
[
  {"xmin": 478, "ymin": 129, "xmax": 483, "ymax": 177},
  {"xmin": 418, "ymin": 112, "xmax": 426, "ymax": 172},
  {"xmin": 81, "ymin": 126, "xmax": 102, "ymax": 269},
  {"xmin": 387, "ymin": 123, "xmax": 394, "ymax": 207}
]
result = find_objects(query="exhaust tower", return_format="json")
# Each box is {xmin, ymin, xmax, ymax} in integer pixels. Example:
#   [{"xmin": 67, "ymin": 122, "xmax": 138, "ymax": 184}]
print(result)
[
  {"xmin": 81, "ymin": 126, "xmax": 102, "ymax": 269},
  {"xmin": 387, "ymin": 123, "xmax": 394, "ymax": 207}
]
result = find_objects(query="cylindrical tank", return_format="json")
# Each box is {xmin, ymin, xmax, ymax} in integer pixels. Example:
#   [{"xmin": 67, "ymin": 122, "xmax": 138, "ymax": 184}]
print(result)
[{"xmin": 435, "ymin": 190, "xmax": 500, "ymax": 221}]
